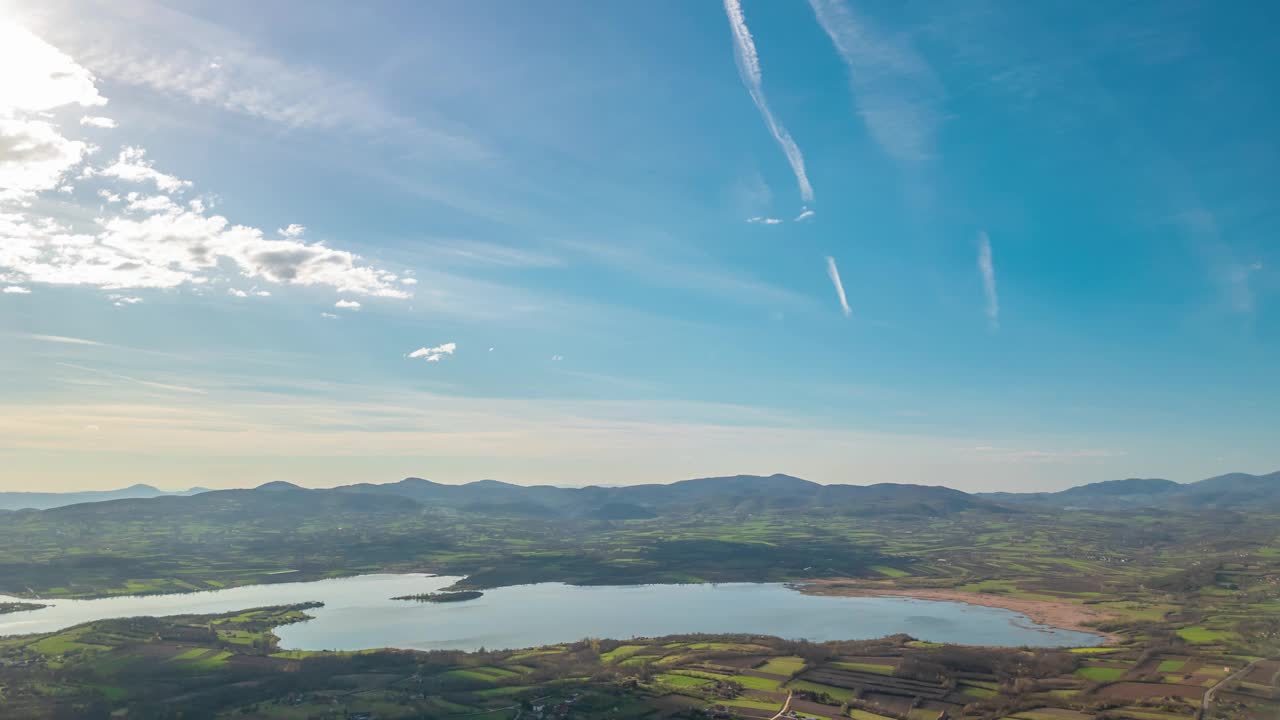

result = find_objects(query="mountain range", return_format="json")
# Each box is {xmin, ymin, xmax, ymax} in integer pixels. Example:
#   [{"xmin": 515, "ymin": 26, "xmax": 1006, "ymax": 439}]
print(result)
[
  {"xmin": 976, "ymin": 471, "xmax": 1280, "ymax": 509},
  {"xmin": 0, "ymin": 484, "xmax": 208, "ymax": 512},
  {"xmin": 2, "ymin": 470, "xmax": 1275, "ymax": 516}
]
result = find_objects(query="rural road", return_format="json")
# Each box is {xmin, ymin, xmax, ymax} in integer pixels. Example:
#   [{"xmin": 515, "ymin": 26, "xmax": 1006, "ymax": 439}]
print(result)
[
  {"xmin": 768, "ymin": 690, "xmax": 794, "ymax": 720},
  {"xmin": 1198, "ymin": 659, "xmax": 1260, "ymax": 720}
]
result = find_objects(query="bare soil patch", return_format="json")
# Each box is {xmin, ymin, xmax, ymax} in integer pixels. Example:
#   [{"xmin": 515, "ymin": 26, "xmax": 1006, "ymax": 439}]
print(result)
[{"xmin": 798, "ymin": 580, "xmax": 1120, "ymax": 642}]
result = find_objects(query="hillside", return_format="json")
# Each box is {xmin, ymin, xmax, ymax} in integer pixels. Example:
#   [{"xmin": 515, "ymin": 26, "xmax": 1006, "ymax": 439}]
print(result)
[{"xmin": 334, "ymin": 473, "xmax": 996, "ymax": 518}]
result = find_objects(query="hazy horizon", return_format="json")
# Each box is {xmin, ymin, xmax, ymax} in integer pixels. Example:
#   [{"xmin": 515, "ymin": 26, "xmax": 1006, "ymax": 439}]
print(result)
[{"xmin": 6, "ymin": 467, "xmax": 1278, "ymax": 497}]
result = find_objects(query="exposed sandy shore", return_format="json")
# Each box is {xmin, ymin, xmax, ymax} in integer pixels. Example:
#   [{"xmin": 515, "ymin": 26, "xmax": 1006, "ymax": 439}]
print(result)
[{"xmin": 796, "ymin": 579, "xmax": 1122, "ymax": 645}]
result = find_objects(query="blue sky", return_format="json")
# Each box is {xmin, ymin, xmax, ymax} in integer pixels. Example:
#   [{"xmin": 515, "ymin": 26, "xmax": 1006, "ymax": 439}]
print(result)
[{"xmin": 1, "ymin": 0, "xmax": 1276, "ymax": 492}]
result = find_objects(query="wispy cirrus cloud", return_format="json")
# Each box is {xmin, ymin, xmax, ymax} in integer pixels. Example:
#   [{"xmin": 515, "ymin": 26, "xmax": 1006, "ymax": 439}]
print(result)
[
  {"xmin": 807, "ymin": 0, "xmax": 942, "ymax": 165},
  {"xmin": 746, "ymin": 216, "xmax": 783, "ymax": 225},
  {"xmin": 977, "ymin": 231, "xmax": 999, "ymax": 328},
  {"xmin": 56, "ymin": 361, "xmax": 205, "ymax": 395},
  {"xmin": 26, "ymin": 334, "xmax": 103, "ymax": 346},
  {"xmin": 722, "ymin": 0, "xmax": 814, "ymax": 204},
  {"xmin": 825, "ymin": 256, "xmax": 852, "ymax": 317},
  {"xmin": 21, "ymin": 3, "xmax": 487, "ymax": 161},
  {"xmin": 416, "ymin": 239, "xmax": 563, "ymax": 268}
]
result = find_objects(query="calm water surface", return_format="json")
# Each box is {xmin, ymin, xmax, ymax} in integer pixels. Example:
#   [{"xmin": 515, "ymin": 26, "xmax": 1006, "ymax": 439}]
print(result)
[{"xmin": 0, "ymin": 574, "xmax": 1100, "ymax": 651}]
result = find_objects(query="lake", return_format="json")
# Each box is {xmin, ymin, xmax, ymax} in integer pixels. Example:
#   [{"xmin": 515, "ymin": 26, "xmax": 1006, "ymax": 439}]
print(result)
[{"xmin": 0, "ymin": 574, "xmax": 1101, "ymax": 650}]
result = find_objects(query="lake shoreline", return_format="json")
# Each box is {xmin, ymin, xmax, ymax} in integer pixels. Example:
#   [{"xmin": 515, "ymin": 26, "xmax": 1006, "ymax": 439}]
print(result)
[
  {"xmin": 4, "ymin": 574, "xmax": 1103, "ymax": 650},
  {"xmin": 795, "ymin": 580, "xmax": 1120, "ymax": 645}
]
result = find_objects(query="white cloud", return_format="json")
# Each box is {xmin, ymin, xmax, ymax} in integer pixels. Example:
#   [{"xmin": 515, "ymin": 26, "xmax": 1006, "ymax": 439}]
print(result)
[
  {"xmin": 94, "ymin": 146, "xmax": 192, "ymax": 193},
  {"xmin": 3, "ymin": 285, "xmax": 31, "ymax": 294},
  {"xmin": 977, "ymin": 232, "xmax": 999, "ymax": 328},
  {"xmin": 334, "ymin": 299, "xmax": 361, "ymax": 309},
  {"xmin": 25, "ymin": 334, "xmax": 103, "ymax": 346},
  {"xmin": 747, "ymin": 216, "xmax": 783, "ymax": 225},
  {"xmin": 807, "ymin": 0, "xmax": 941, "ymax": 164},
  {"xmin": 125, "ymin": 193, "xmax": 179, "ymax": 213},
  {"xmin": 79, "ymin": 115, "xmax": 117, "ymax": 129},
  {"xmin": 112, "ymin": 296, "xmax": 142, "ymax": 306},
  {"xmin": 408, "ymin": 342, "xmax": 456, "ymax": 362},
  {"xmin": 722, "ymin": 0, "xmax": 814, "ymax": 204},
  {"xmin": 0, "ymin": 64, "xmax": 407, "ymax": 301},
  {"xmin": 400, "ymin": 277, "xmax": 418, "ymax": 285},
  {"xmin": 794, "ymin": 208, "xmax": 815, "ymax": 222},
  {"xmin": 320, "ymin": 312, "xmax": 338, "ymax": 320},
  {"xmin": 254, "ymin": 290, "xmax": 270, "ymax": 297},
  {"xmin": 0, "ymin": 21, "xmax": 105, "ymax": 114},
  {"xmin": 279, "ymin": 223, "xmax": 305, "ymax": 238},
  {"xmin": 227, "ymin": 288, "xmax": 248, "ymax": 298},
  {"xmin": 825, "ymin": 256, "xmax": 852, "ymax": 317},
  {"xmin": 0, "ymin": 117, "xmax": 92, "ymax": 202},
  {"xmin": 551, "ymin": 354, "xmax": 564, "ymax": 361}
]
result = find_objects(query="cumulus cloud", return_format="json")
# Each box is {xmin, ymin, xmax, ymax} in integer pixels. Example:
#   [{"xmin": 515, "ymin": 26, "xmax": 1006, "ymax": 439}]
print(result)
[
  {"xmin": 747, "ymin": 216, "xmax": 783, "ymax": 225},
  {"xmin": 977, "ymin": 231, "xmax": 999, "ymax": 328},
  {"xmin": 407, "ymin": 342, "xmax": 456, "ymax": 362},
  {"xmin": 3, "ymin": 285, "xmax": 31, "ymax": 294},
  {"xmin": 0, "ymin": 118, "xmax": 92, "ymax": 202},
  {"xmin": 722, "ymin": 0, "xmax": 814, "ymax": 204},
  {"xmin": 227, "ymin": 288, "xmax": 248, "ymax": 298},
  {"xmin": 0, "ymin": 23, "xmax": 410, "ymax": 302},
  {"xmin": 334, "ymin": 299, "xmax": 361, "ymax": 309},
  {"xmin": 79, "ymin": 115, "xmax": 117, "ymax": 129},
  {"xmin": 825, "ymin": 256, "xmax": 852, "ymax": 317},
  {"xmin": 93, "ymin": 146, "xmax": 192, "ymax": 193},
  {"xmin": 111, "ymin": 295, "xmax": 142, "ymax": 306}
]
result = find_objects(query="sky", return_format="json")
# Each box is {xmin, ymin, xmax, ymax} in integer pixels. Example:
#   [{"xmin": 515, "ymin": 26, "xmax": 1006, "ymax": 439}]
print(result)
[{"xmin": 1, "ymin": 0, "xmax": 1276, "ymax": 493}]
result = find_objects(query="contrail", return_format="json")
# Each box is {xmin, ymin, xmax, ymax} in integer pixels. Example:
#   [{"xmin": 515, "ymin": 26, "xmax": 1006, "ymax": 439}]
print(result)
[
  {"xmin": 723, "ymin": 0, "xmax": 814, "ymax": 204},
  {"xmin": 977, "ymin": 231, "xmax": 999, "ymax": 328},
  {"xmin": 825, "ymin": 256, "xmax": 851, "ymax": 316}
]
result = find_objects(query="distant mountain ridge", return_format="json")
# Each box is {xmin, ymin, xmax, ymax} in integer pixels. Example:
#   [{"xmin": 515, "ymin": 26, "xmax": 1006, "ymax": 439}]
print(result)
[
  {"xmin": 3, "ymin": 470, "xmax": 1277, "ymax": 515},
  {"xmin": 332, "ymin": 473, "xmax": 992, "ymax": 518},
  {"xmin": 977, "ymin": 470, "xmax": 1280, "ymax": 509},
  {"xmin": 0, "ymin": 484, "xmax": 208, "ymax": 511}
]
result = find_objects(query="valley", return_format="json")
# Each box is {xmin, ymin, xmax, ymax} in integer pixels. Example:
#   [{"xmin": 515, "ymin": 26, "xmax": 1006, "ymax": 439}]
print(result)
[{"xmin": 0, "ymin": 473, "xmax": 1277, "ymax": 718}]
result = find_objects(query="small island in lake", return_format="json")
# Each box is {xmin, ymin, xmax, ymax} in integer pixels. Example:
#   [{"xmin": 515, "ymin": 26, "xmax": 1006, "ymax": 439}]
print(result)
[
  {"xmin": 0, "ymin": 602, "xmax": 48, "ymax": 615},
  {"xmin": 391, "ymin": 590, "xmax": 484, "ymax": 603}
]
